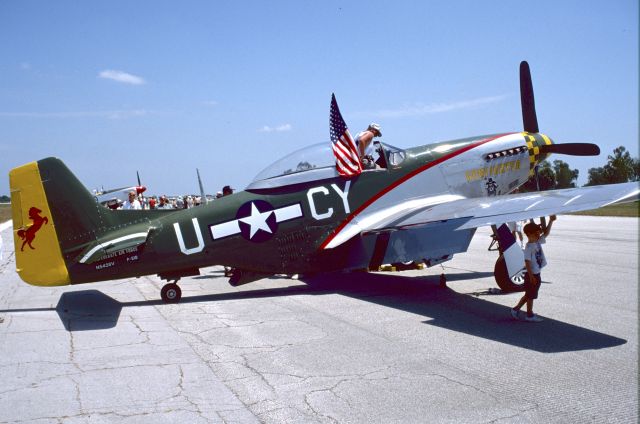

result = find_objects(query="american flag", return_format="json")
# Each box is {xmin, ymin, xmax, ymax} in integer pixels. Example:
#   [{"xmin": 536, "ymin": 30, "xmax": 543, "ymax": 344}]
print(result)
[{"xmin": 330, "ymin": 93, "xmax": 362, "ymax": 177}]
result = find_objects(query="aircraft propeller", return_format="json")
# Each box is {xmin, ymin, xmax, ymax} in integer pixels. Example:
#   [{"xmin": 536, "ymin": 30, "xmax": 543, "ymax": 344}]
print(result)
[
  {"xmin": 538, "ymin": 142, "xmax": 600, "ymax": 156},
  {"xmin": 519, "ymin": 60, "xmax": 599, "ymax": 157},
  {"xmin": 520, "ymin": 61, "xmax": 539, "ymax": 134}
]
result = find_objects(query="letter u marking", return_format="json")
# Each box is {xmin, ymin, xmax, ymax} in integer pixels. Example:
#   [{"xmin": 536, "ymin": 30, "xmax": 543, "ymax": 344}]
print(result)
[{"xmin": 173, "ymin": 218, "xmax": 205, "ymax": 255}]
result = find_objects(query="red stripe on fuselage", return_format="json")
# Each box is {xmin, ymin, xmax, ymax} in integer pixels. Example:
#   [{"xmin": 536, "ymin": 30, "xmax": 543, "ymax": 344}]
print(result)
[{"xmin": 319, "ymin": 133, "xmax": 514, "ymax": 250}]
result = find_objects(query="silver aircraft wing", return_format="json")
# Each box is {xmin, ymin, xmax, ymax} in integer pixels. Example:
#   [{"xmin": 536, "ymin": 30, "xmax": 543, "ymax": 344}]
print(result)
[
  {"xmin": 324, "ymin": 182, "xmax": 639, "ymax": 249},
  {"xmin": 391, "ymin": 181, "xmax": 639, "ymax": 231}
]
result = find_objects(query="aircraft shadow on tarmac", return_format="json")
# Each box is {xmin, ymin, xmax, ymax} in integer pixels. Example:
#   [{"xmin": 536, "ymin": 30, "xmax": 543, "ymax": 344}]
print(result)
[{"xmin": 2, "ymin": 271, "xmax": 626, "ymax": 353}]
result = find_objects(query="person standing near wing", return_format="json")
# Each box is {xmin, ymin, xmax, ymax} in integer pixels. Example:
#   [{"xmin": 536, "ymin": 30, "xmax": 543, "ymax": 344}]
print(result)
[
  {"xmin": 511, "ymin": 215, "xmax": 557, "ymax": 322},
  {"xmin": 355, "ymin": 123, "xmax": 382, "ymax": 169}
]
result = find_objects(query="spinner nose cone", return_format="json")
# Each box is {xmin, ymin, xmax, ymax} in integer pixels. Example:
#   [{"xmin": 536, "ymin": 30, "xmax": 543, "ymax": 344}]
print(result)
[{"xmin": 523, "ymin": 133, "xmax": 554, "ymax": 175}]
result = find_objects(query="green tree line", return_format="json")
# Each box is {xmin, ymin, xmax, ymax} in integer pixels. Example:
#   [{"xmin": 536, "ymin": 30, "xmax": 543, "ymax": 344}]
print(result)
[{"xmin": 521, "ymin": 145, "xmax": 639, "ymax": 192}]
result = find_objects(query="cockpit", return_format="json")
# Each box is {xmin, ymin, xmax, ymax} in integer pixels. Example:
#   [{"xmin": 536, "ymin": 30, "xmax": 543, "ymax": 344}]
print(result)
[{"xmin": 247, "ymin": 141, "xmax": 406, "ymax": 190}]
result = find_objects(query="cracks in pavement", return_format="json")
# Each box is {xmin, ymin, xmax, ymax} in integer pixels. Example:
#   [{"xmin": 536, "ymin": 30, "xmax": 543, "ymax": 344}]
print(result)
[
  {"xmin": 68, "ymin": 328, "xmax": 85, "ymax": 415},
  {"xmin": 0, "ymin": 251, "xmax": 15, "ymax": 274},
  {"xmin": 127, "ymin": 315, "xmax": 152, "ymax": 345},
  {"xmin": 153, "ymin": 364, "xmax": 205, "ymax": 419},
  {"xmin": 132, "ymin": 276, "xmax": 407, "ymax": 422},
  {"xmin": 426, "ymin": 372, "xmax": 503, "ymax": 404},
  {"xmin": 126, "ymin": 276, "xmax": 264, "ymax": 422},
  {"xmin": 247, "ymin": 367, "xmax": 393, "ymax": 422},
  {"xmin": 485, "ymin": 403, "xmax": 541, "ymax": 423}
]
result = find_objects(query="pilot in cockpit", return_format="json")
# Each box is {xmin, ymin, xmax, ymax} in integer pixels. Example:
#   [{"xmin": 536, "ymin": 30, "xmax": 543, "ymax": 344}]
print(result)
[{"xmin": 355, "ymin": 123, "xmax": 382, "ymax": 169}]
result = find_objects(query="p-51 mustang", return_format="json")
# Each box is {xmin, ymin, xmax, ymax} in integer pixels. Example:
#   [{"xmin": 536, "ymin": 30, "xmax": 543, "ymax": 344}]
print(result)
[{"xmin": 9, "ymin": 61, "xmax": 638, "ymax": 302}]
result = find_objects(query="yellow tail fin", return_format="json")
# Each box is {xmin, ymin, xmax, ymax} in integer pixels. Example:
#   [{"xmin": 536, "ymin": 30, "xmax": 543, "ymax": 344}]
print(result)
[{"xmin": 10, "ymin": 162, "xmax": 70, "ymax": 286}]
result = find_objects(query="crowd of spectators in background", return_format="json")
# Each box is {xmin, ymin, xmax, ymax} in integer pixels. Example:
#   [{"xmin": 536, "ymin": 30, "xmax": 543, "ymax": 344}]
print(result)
[{"xmin": 118, "ymin": 186, "xmax": 234, "ymax": 210}]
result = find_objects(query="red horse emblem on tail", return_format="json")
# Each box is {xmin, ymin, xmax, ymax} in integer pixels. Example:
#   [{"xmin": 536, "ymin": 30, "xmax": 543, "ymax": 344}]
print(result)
[{"xmin": 17, "ymin": 207, "xmax": 49, "ymax": 251}]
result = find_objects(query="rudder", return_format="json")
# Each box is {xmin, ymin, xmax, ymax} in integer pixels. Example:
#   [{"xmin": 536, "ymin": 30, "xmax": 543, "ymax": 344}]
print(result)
[
  {"xmin": 10, "ymin": 160, "xmax": 70, "ymax": 286},
  {"xmin": 10, "ymin": 157, "xmax": 111, "ymax": 286}
]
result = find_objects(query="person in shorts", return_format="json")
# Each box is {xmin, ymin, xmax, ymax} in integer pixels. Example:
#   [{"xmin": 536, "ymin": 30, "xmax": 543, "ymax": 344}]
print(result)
[{"xmin": 511, "ymin": 215, "xmax": 556, "ymax": 322}]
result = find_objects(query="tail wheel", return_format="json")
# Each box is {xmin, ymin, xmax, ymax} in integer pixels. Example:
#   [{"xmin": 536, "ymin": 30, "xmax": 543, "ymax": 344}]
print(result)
[
  {"xmin": 161, "ymin": 283, "xmax": 182, "ymax": 303},
  {"xmin": 494, "ymin": 256, "xmax": 526, "ymax": 292}
]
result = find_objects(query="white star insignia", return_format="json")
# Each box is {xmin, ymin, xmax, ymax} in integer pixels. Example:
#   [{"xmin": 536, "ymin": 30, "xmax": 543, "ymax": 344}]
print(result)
[{"xmin": 239, "ymin": 202, "xmax": 274, "ymax": 239}]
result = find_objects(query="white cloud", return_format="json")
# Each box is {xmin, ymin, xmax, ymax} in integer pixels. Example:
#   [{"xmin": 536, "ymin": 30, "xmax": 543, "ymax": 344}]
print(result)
[
  {"xmin": 258, "ymin": 123, "xmax": 292, "ymax": 133},
  {"xmin": 98, "ymin": 69, "xmax": 146, "ymax": 85},
  {"xmin": 202, "ymin": 100, "xmax": 219, "ymax": 107},
  {"xmin": 367, "ymin": 94, "xmax": 510, "ymax": 119}
]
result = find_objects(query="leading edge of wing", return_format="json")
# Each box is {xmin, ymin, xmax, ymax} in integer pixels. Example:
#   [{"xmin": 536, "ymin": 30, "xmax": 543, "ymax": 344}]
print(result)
[
  {"xmin": 453, "ymin": 181, "xmax": 639, "ymax": 230},
  {"xmin": 323, "ymin": 182, "xmax": 638, "ymax": 249}
]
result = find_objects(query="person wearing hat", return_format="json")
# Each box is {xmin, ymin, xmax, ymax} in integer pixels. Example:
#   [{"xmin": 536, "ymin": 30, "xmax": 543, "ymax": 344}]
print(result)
[
  {"xmin": 355, "ymin": 123, "xmax": 382, "ymax": 167},
  {"xmin": 222, "ymin": 185, "xmax": 234, "ymax": 196}
]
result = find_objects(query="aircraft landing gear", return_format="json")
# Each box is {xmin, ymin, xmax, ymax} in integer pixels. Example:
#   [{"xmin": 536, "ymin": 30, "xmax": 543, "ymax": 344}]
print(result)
[
  {"xmin": 489, "ymin": 225, "xmax": 526, "ymax": 293},
  {"xmin": 161, "ymin": 281, "xmax": 182, "ymax": 303},
  {"xmin": 493, "ymin": 256, "xmax": 526, "ymax": 292}
]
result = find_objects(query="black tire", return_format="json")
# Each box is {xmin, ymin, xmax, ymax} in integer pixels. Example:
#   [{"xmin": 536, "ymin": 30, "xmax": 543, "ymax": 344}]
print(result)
[
  {"xmin": 494, "ymin": 256, "xmax": 526, "ymax": 292},
  {"xmin": 161, "ymin": 283, "xmax": 182, "ymax": 303}
]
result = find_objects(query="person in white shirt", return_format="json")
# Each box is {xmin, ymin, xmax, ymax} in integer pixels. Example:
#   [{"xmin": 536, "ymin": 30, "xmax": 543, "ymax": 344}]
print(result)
[
  {"xmin": 121, "ymin": 191, "xmax": 142, "ymax": 210},
  {"xmin": 511, "ymin": 215, "xmax": 556, "ymax": 322}
]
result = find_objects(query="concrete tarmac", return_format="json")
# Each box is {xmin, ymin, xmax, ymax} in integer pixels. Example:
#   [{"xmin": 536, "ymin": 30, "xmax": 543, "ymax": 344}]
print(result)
[{"xmin": 0, "ymin": 215, "xmax": 637, "ymax": 423}]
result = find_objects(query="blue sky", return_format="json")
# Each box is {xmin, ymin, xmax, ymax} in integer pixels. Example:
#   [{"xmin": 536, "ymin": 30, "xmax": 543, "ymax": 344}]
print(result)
[{"xmin": 1, "ymin": 0, "xmax": 637, "ymax": 195}]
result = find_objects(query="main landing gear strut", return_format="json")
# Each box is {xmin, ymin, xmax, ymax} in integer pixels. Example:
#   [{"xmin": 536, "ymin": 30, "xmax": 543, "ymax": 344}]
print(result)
[{"xmin": 161, "ymin": 280, "xmax": 182, "ymax": 303}]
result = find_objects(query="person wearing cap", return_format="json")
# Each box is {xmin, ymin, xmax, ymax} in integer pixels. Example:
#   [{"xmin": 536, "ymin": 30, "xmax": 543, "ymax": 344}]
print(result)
[
  {"xmin": 355, "ymin": 123, "xmax": 382, "ymax": 167},
  {"xmin": 222, "ymin": 185, "xmax": 234, "ymax": 196}
]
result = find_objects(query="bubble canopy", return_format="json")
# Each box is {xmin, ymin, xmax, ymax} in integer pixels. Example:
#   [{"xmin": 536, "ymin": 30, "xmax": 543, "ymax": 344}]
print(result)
[
  {"xmin": 252, "ymin": 142, "xmax": 334, "ymax": 182},
  {"xmin": 247, "ymin": 141, "xmax": 406, "ymax": 190}
]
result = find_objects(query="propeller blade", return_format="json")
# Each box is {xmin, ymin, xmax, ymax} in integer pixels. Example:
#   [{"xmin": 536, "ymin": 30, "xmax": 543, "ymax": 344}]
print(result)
[
  {"xmin": 520, "ymin": 61, "xmax": 539, "ymax": 133},
  {"xmin": 137, "ymin": 171, "xmax": 141, "ymax": 187},
  {"xmin": 539, "ymin": 143, "xmax": 600, "ymax": 156},
  {"xmin": 197, "ymin": 168, "xmax": 208, "ymax": 204}
]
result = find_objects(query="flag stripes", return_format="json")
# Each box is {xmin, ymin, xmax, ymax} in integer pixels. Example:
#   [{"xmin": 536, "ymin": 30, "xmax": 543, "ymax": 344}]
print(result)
[{"xmin": 330, "ymin": 93, "xmax": 362, "ymax": 177}]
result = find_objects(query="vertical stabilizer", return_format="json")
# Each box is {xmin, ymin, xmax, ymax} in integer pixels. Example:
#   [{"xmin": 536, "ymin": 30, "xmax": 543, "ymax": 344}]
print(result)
[{"xmin": 10, "ymin": 161, "xmax": 70, "ymax": 285}]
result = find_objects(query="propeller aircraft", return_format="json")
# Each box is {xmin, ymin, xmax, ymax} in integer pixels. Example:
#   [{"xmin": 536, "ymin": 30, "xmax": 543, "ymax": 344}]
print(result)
[
  {"xmin": 9, "ymin": 61, "xmax": 639, "ymax": 303},
  {"xmin": 93, "ymin": 171, "xmax": 146, "ymax": 209}
]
